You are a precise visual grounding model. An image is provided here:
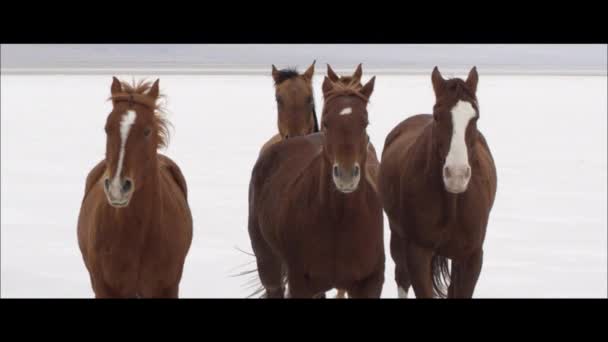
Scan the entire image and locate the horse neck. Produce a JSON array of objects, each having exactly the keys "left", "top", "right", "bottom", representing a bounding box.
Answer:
[{"left": 412, "top": 122, "right": 443, "bottom": 187}]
